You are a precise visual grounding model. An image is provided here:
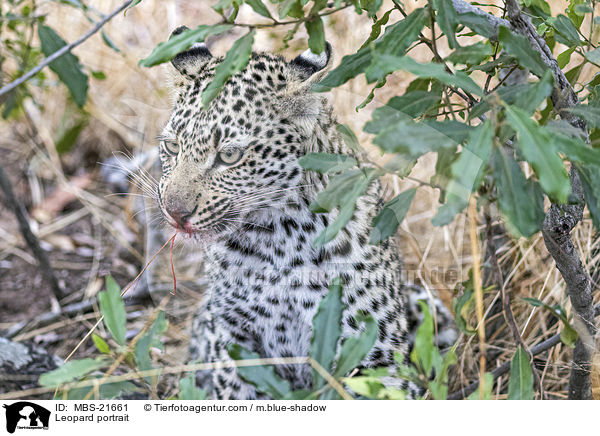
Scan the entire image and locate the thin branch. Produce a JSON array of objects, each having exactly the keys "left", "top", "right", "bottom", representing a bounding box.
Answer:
[
  {"left": 230, "top": 5, "right": 351, "bottom": 28},
  {"left": 0, "top": 163, "right": 65, "bottom": 300},
  {"left": 0, "top": 0, "right": 133, "bottom": 99}
]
